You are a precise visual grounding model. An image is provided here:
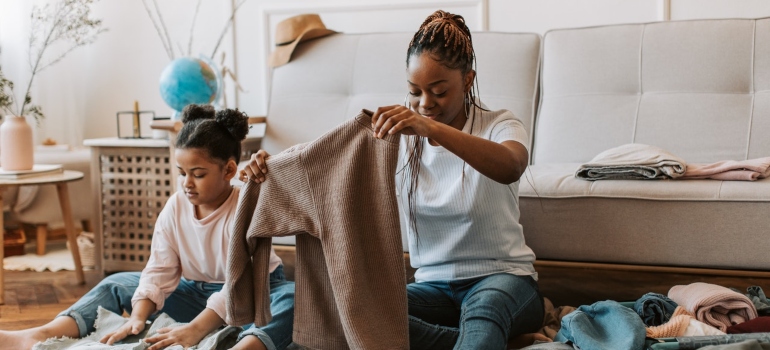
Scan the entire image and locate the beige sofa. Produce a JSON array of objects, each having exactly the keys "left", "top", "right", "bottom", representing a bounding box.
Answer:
[
  {"left": 259, "top": 17, "right": 770, "bottom": 274},
  {"left": 520, "top": 18, "right": 770, "bottom": 272}
]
